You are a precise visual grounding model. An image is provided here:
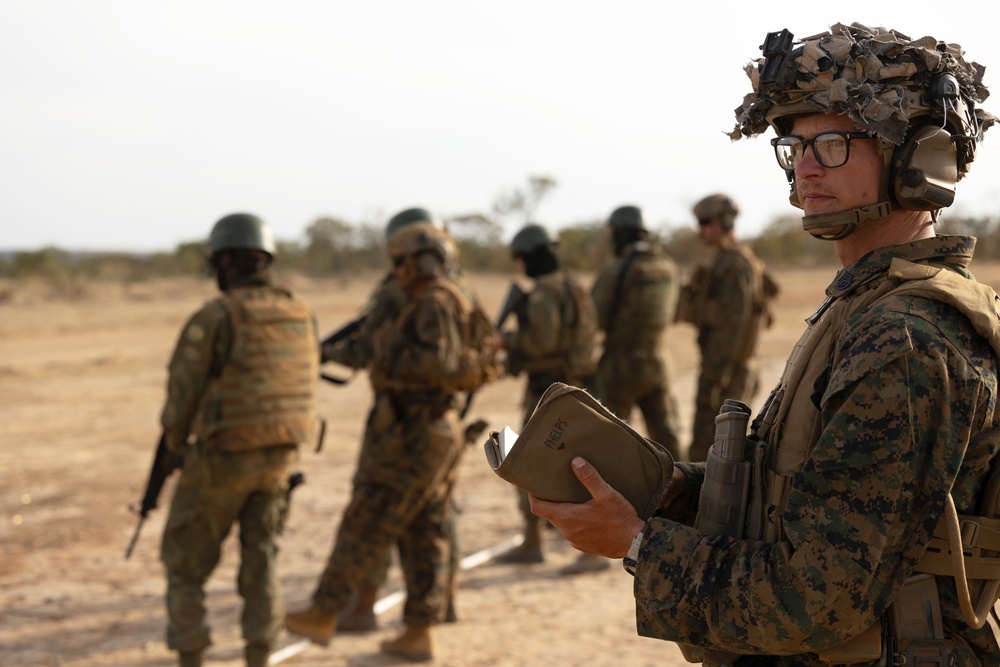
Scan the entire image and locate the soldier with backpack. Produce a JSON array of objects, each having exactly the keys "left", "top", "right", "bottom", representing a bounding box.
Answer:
[
  {"left": 495, "top": 222, "right": 598, "bottom": 566},
  {"left": 285, "top": 221, "right": 498, "bottom": 662}
]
